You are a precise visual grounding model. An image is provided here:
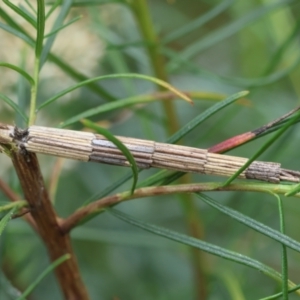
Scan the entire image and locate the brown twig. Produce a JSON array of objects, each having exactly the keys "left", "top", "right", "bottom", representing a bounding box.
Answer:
[
  {"left": 60, "top": 181, "right": 300, "bottom": 233},
  {"left": 0, "top": 178, "right": 37, "bottom": 229},
  {"left": 0, "top": 178, "right": 20, "bottom": 202},
  {"left": 208, "top": 105, "right": 300, "bottom": 153},
  {"left": 10, "top": 149, "right": 89, "bottom": 300},
  {"left": 48, "top": 157, "right": 65, "bottom": 202}
]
